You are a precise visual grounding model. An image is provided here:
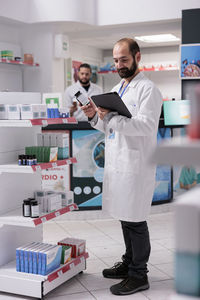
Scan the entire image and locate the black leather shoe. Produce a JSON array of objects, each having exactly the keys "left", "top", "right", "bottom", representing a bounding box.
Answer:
[
  {"left": 102, "top": 262, "right": 129, "bottom": 279},
  {"left": 110, "top": 275, "right": 149, "bottom": 295}
]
